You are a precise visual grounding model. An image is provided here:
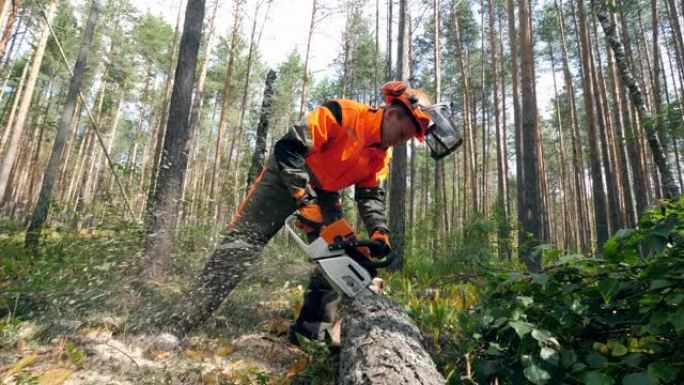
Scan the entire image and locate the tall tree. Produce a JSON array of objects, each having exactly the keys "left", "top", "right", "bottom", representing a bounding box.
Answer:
[
  {"left": 0, "top": 0, "right": 18, "bottom": 62},
  {"left": 0, "top": 1, "right": 58, "bottom": 203},
  {"left": 577, "top": 0, "right": 610, "bottom": 246},
  {"left": 593, "top": 0, "right": 680, "bottom": 199},
  {"left": 141, "top": 0, "right": 206, "bottom": 278},
  {"left": 208, "top": 0, "right": 241, "bottom": 220},
  {"left": 388, "top": 0, "right": 409, "bottom": 271},
  {"left": 489, "top": 0, "right": 509, "bottom": 259},
  {"left": 25, "top": 0, "right": 100, "bottom": 251},
  {"left": 517, "top": 0, "right": 543, "bottom": 270},
  {"left": 247, "top": 69, "right": 276, "bottom": 186}
]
